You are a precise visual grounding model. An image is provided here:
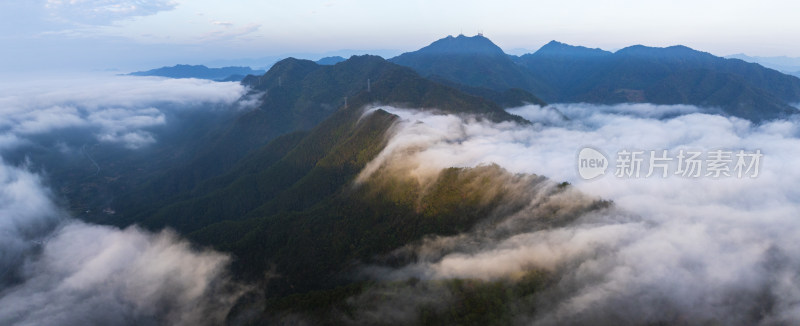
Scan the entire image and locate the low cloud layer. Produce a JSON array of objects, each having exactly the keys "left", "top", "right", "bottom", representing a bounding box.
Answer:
[
  {"left": 0, "top": 75, "right": 245, "bottom": 149},
  {"left": 0, "top": 161, "right": 64, "bottom": 288},
  {"left": 0, "top": 221, "right": 243, "bottom": 326},
  {"left": 0, "top": 76, "right": 250, "bottom": 325},
  {"left": 0, "top": 158, "right": 246, "bottom": 326},
  {"left": 357, "top": 104, "right": 800, "bottom": 324}
]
